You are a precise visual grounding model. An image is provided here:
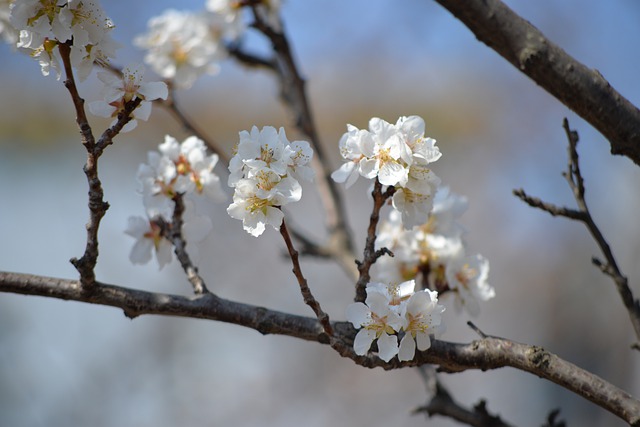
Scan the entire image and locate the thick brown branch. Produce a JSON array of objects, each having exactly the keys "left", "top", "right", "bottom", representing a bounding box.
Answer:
[
  {"left": 433, "top": 0, "right": 640, "bottom": 165},
  {"left": 1, "top": 271, "right": 639, "bottom": 424}
]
